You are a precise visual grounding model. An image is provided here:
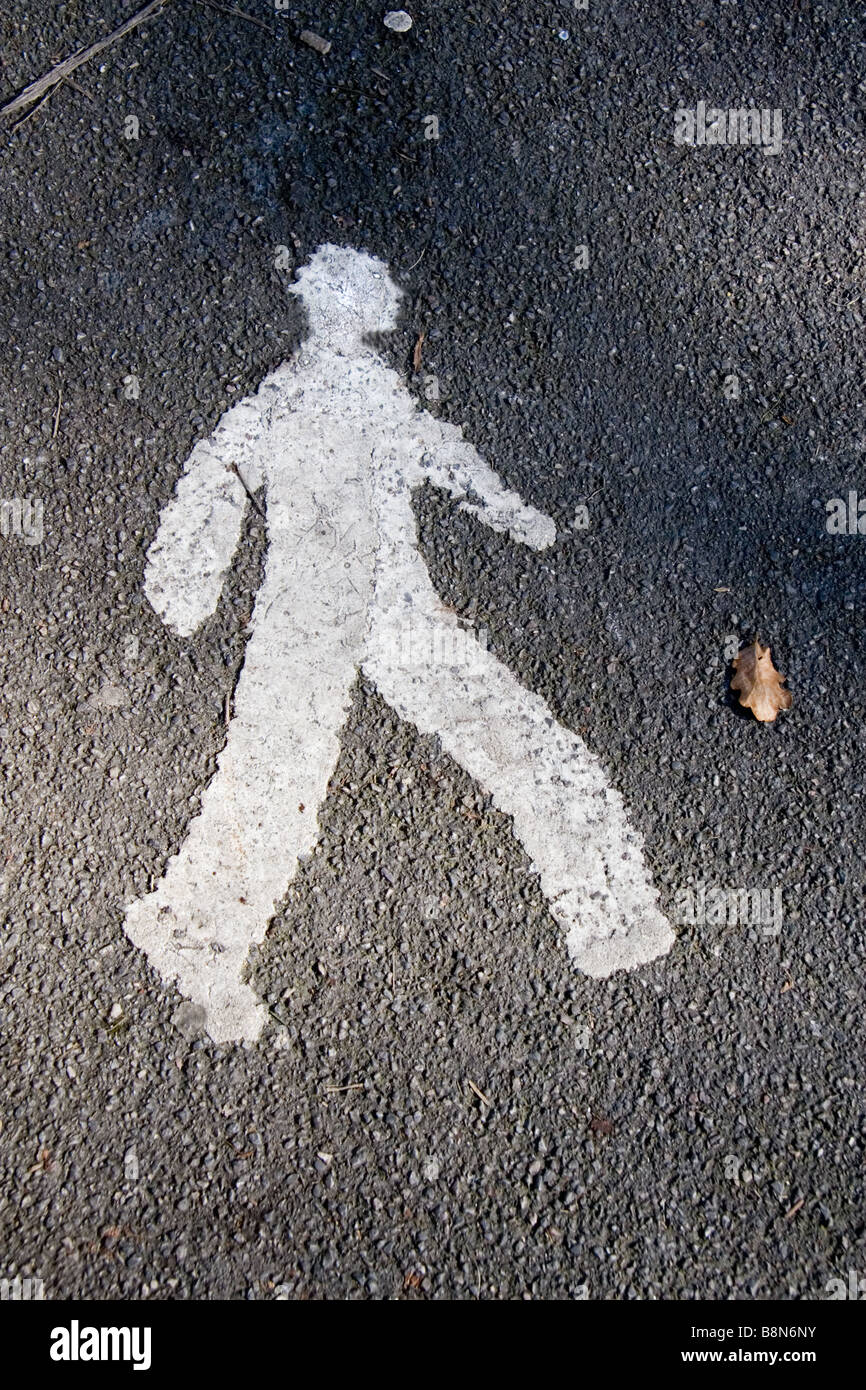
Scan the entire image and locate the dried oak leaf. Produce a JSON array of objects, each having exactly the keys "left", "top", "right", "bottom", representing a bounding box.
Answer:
[{"left": 730, "top": 641, "right": 792, "bottom": 723}]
